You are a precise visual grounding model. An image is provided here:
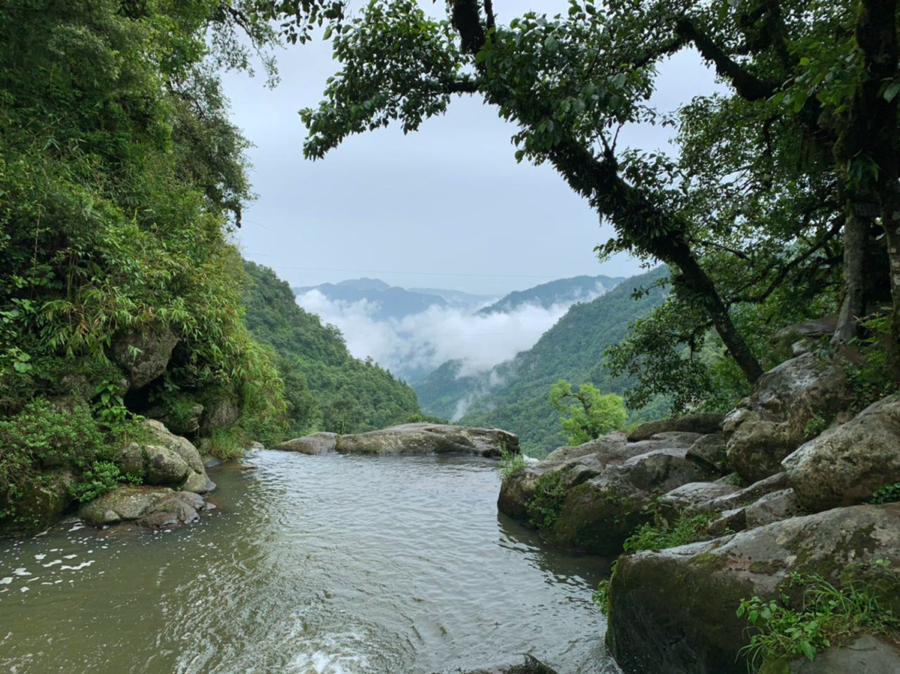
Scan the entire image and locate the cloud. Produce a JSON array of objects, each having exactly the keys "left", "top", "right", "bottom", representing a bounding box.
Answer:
[{"left": 295, "top": 290, "right": 595, "bottom": 382}]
